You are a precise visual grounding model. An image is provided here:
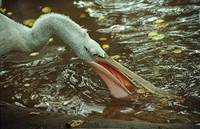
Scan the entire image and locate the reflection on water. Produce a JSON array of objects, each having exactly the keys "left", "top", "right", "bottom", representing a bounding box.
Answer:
[
  {"left": 75, "top": 0, "right": 200, "bottom": 96},
  {"left": 1, "top": 0, "right": 200, "bottom": 123}
]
